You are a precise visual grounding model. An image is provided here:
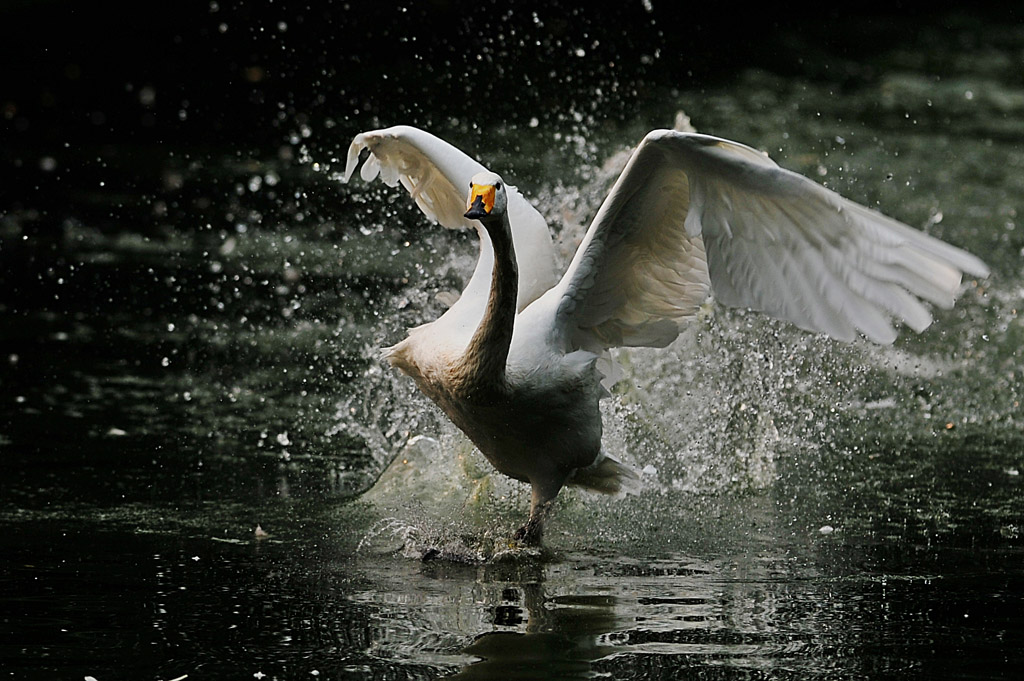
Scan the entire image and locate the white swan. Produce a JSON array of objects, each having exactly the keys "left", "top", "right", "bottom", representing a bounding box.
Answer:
[{"left": 343, "top": 124, "right": 989, "bottom": 543}]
